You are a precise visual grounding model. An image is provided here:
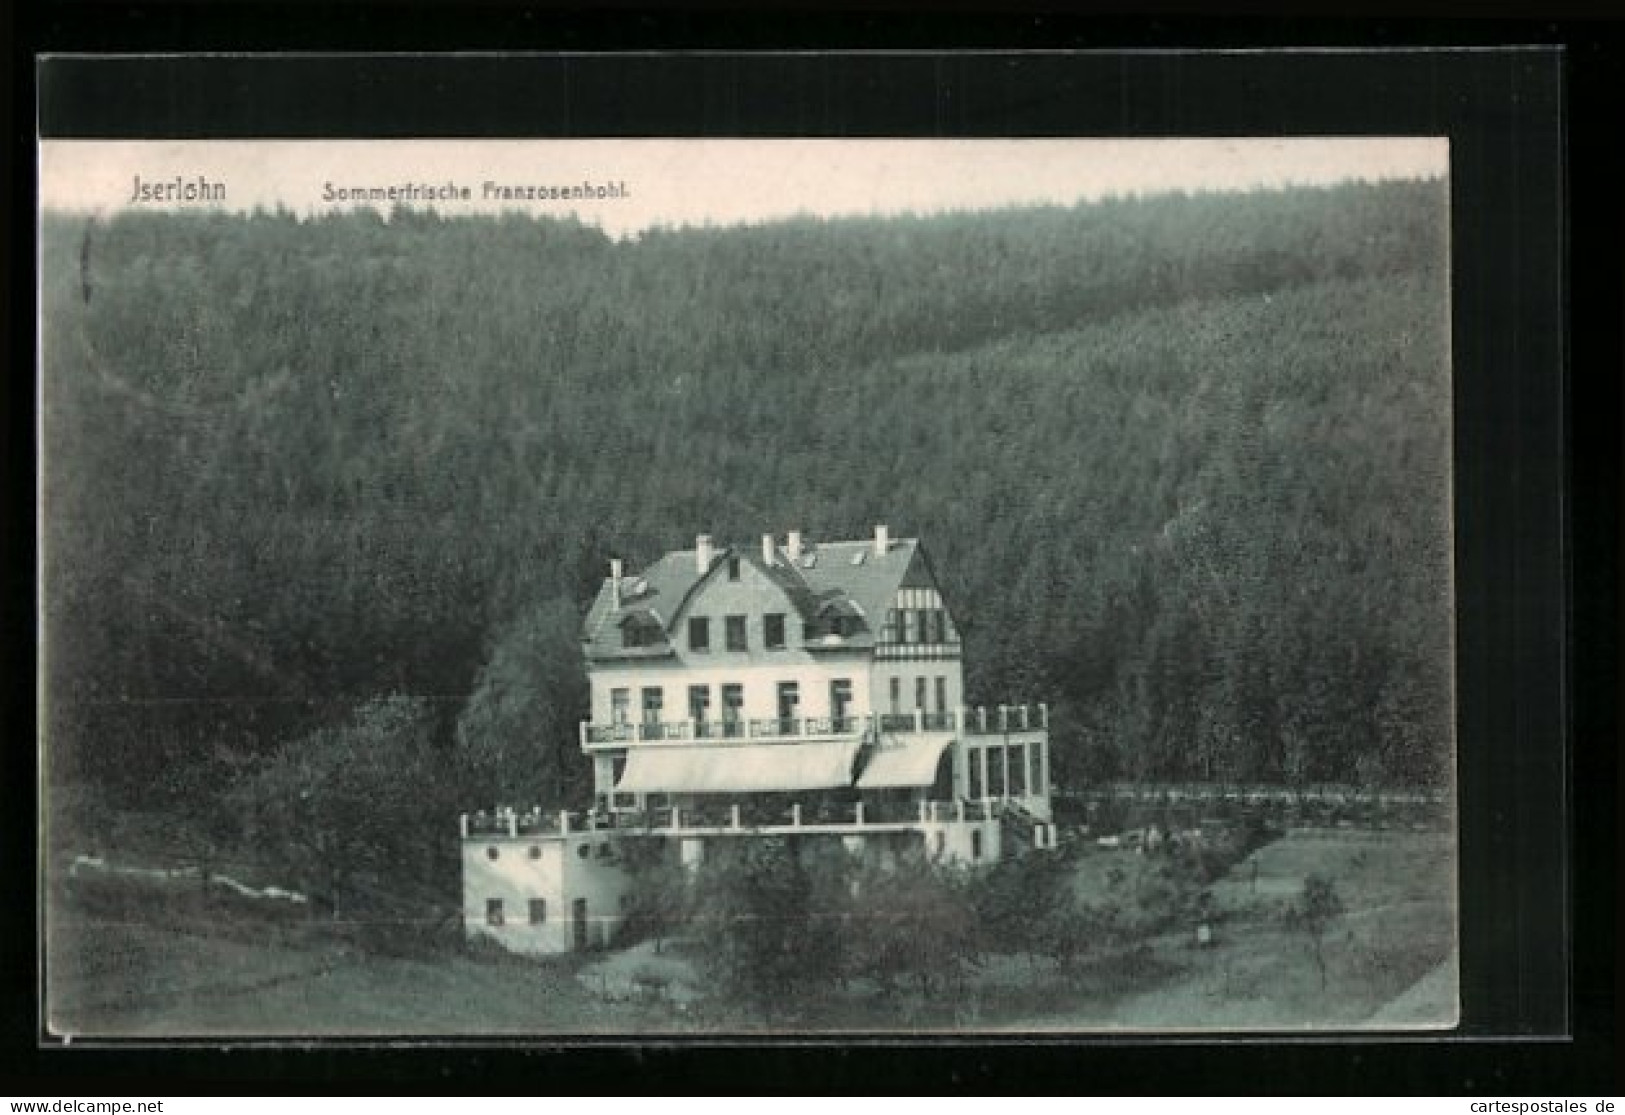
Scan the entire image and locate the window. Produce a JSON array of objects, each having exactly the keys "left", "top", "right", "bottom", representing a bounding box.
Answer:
[
  {"left": 485, "top": 846, "right": 500, "bottom": 861},
  {"left": 610, "top": 688, "right": 630, "bottom": 725},
  {"left": 764, "top": 613, "right": 786, "bottom": 650},
  {"left": 486, "top": 898, "right": 505, "bottom": 926},
  {"left": 528, "top": 845, "right": 542, "bottom": 860},
  {"left": 889, "top": 677, "right": 901, "bottom": 714},
  {"left": 641, "top": 687, "right": 664, "bottom": 720},
  {"left": 688, "top": 617, "right": 710, "bottom": 652},
  {"left": 901, "top": 609, "right": 917, "bottom": 644},
  {"left": 1010, "top": 744, "right": 1027, "bottom": 796},
  {"left": 776, "top": 682, "right": 800, "bottom": 732},
  {"left": 927, "top": 609, "right": 947, "bottom": 644},
  {"left": 917, "top": 609, "right": 934, "bottom": 644},
  {"left": 971, "top": 830, "right": 983, "bottom": 861},
  {"left": 721, "top": 684, "right": 745, "bottom": 736},
  {"left": 915, "top": 677, "right": 928, "bottom": 711},
  {"left": 883, "top": 608, "right": 900, "bottom": 643},
  {"left": 529, "top": 898, "right": 547, "bottom": 925},
  {"left": 969, "top": 750, "right": 984, "bottom": 799},
  {"left": 830, "top": 679, "right": 853, "bottom": 725},
  {"left": 935, "top": 676, "right": 948, "bottom": 714},
  {"left": 688, "top": 685, "right": 711, "bottom": 727},
  {"left": 621, "top": 616, "right": 661, "bottom": 648},
  {"left": 727, "top": 555, "right": 741, "bottom": 581},
  {"left": 725, "top": 615, "right": 747, "bottom": 651},
  {"left": 641, "top": 688, "right": 664, "bottom": 738}
]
